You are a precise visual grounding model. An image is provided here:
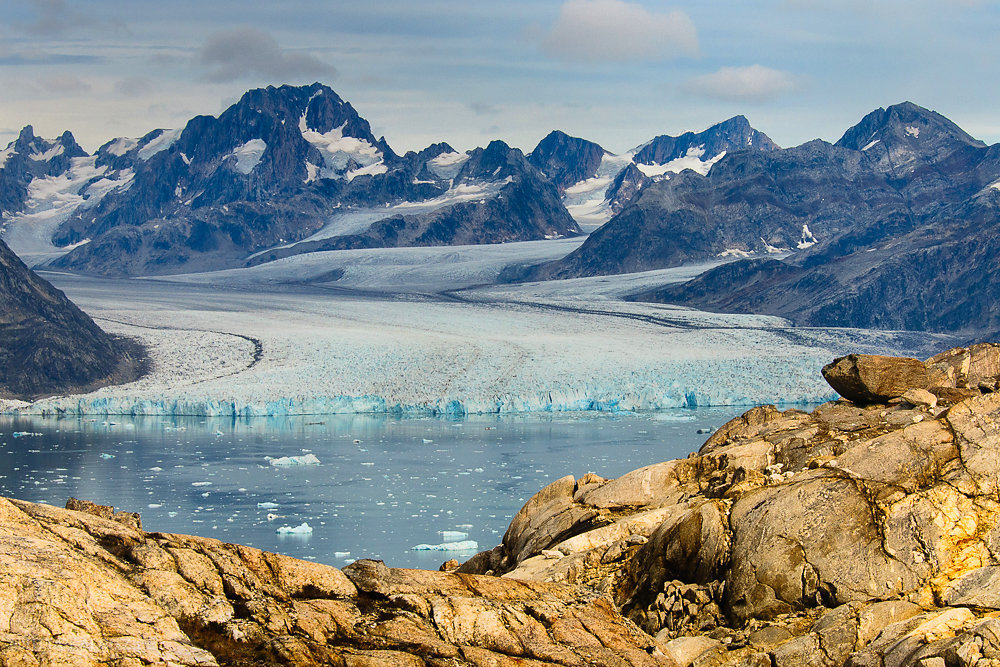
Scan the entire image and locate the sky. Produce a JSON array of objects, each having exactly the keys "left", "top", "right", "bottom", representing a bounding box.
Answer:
[{"left": 1, "top": 0, "right": 998, "bottom": 155}]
